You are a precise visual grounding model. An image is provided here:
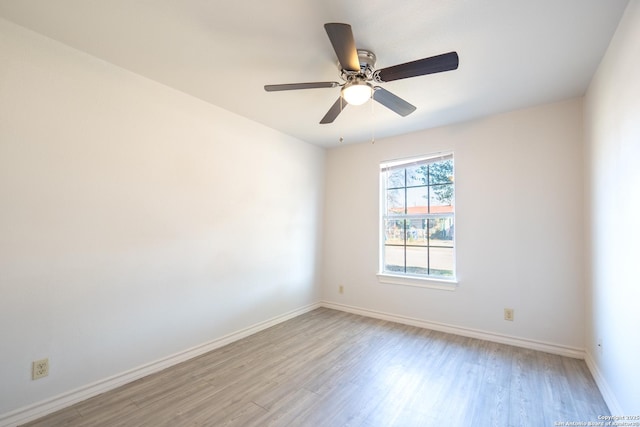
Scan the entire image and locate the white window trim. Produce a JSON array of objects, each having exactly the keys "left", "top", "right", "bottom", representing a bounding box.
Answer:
[
  {"left": 379, "top": 152, "right": 456, "bottom": 283},
  {"left": 376, "top": 273, "right": 458, "bottom": 291}
]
